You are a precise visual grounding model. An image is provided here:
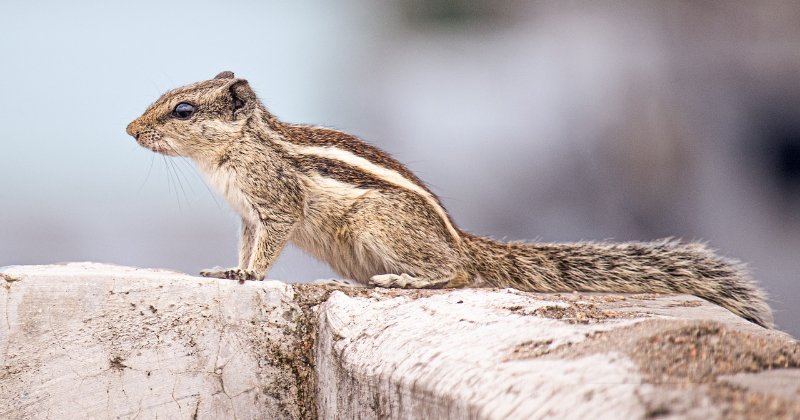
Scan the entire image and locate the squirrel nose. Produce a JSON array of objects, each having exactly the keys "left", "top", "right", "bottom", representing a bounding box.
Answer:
[{"left": 126, "top": 121, "right": 140, "bottom": 138}]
